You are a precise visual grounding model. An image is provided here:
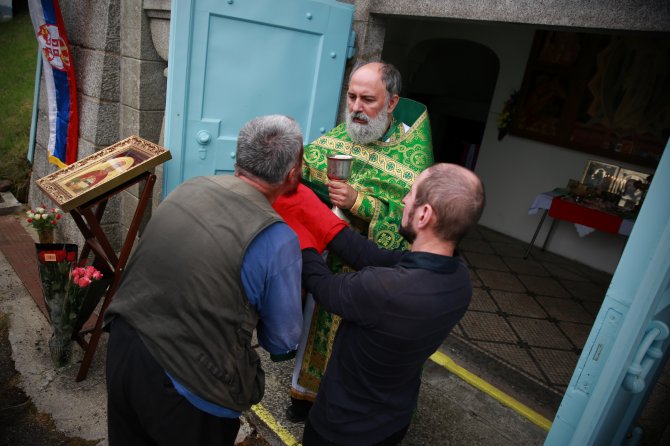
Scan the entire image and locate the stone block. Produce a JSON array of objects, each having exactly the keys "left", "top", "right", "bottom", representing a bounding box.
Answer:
[
  {"left": 76, "top": 138, "right": 103, "bottom": 160},
  {"left": 61, "top": 0, "right": 120, "bottom": 52},
  {"left": 119, "top": 106, "right": 164, "bottom": 144},
  {"left": 121, "top": 0, "right": 161, "bottom": 60},
  {"left": 60, "top": 216, "right": 85, "bottom": 249},
  {"left": 0, "top": 191, "right": 22, "bottom": 215},
  {"left": 152, "top": 163, "right": 166, "bottom": 209},
  {"left": 79, "top": 96, "right": 120, "bottom": 146},
  {"left": 365, "top": 0, "right": 670, "bottom": 32},
  {"left": 120, "top": 187, "right": 152, "bottom": 237},
  {"left": 100, "top": 194, "right": 121, "bottom": 226},
  {"left": 74, "top": 47, "right": 121, "bottom": 102},
  {"left": 120, "top": 57, "right": 167, "bottom": 110}
]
